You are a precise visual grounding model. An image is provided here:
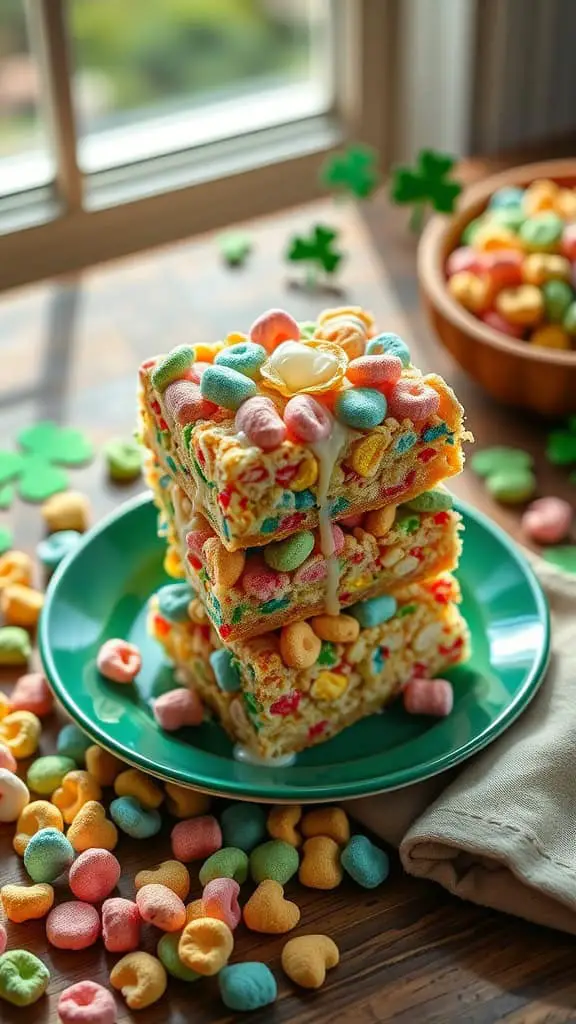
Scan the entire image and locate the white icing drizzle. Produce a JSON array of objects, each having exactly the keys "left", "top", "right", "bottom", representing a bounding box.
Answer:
[
  {"left": 311, "top": 418, "right": 348, "bottom": 616},
  {"left": 233, "top": 743, "right": 297, "bottom": 767}
]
